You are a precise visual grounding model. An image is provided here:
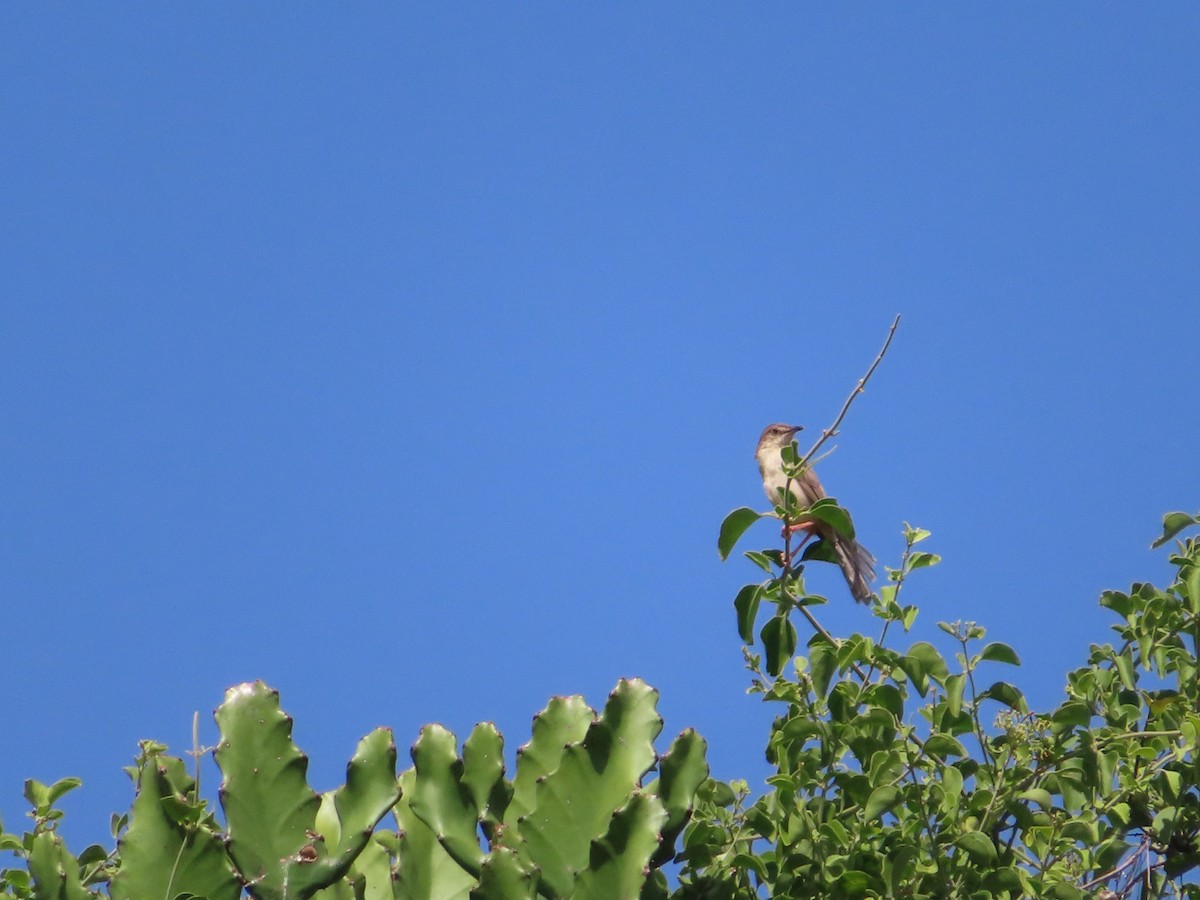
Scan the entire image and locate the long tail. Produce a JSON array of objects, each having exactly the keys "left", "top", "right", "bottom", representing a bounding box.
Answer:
[{"left": 831, "top": 535, "right": 876, "bottom": 604}]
